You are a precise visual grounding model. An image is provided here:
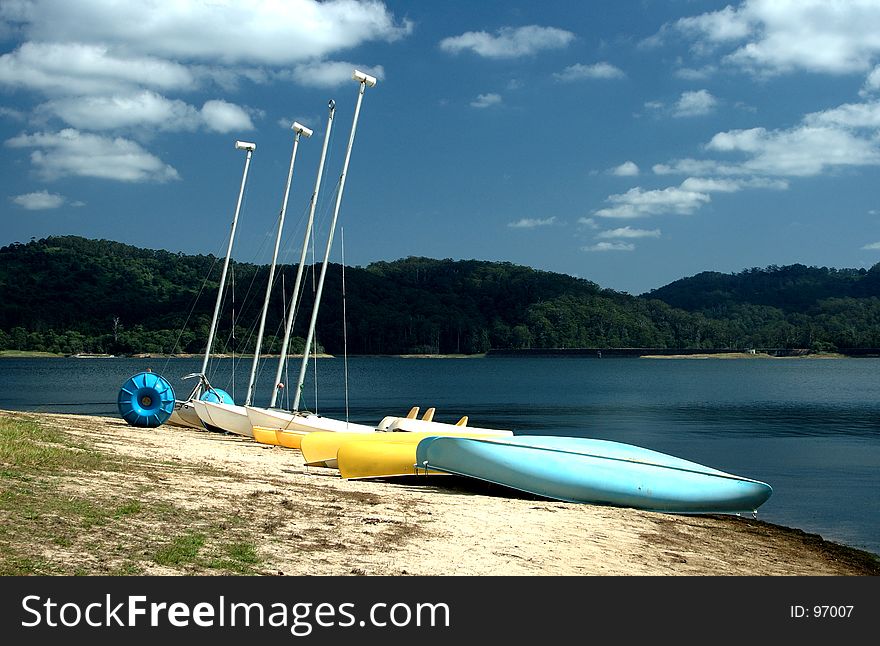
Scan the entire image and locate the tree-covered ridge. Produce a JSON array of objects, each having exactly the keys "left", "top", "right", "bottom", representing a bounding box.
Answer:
[
  {"left": 644, "top": 263, "right": 880, "bottom": 313},
  {"left": 1, "top": 236, "right": 879, "bottom": 355}
]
